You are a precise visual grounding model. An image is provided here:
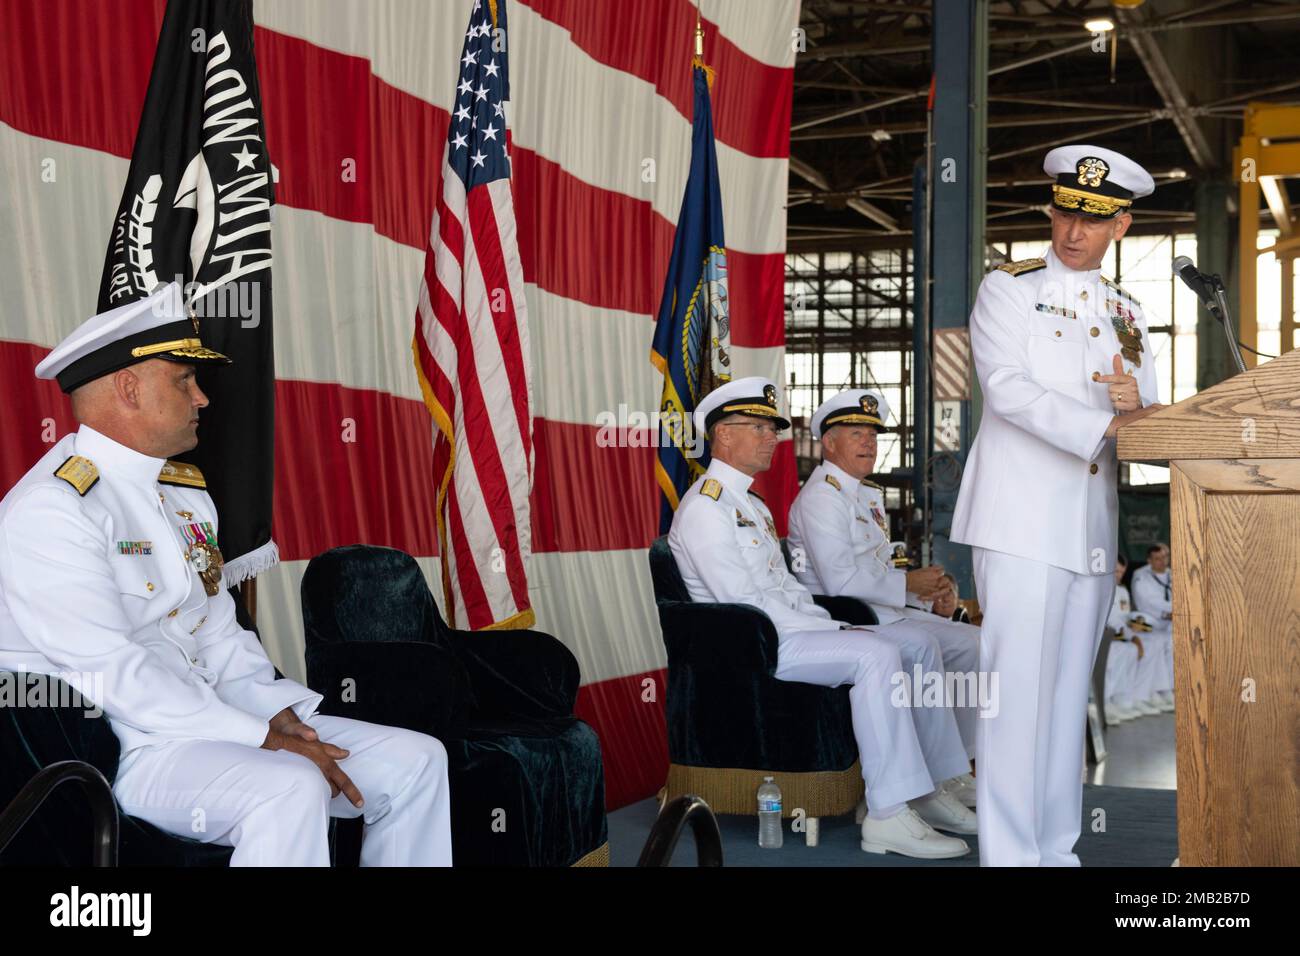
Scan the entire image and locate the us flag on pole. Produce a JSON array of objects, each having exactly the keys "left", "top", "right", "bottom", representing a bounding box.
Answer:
[{"left": 413, "top": 0, "right": 534, "bottom": 630}]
